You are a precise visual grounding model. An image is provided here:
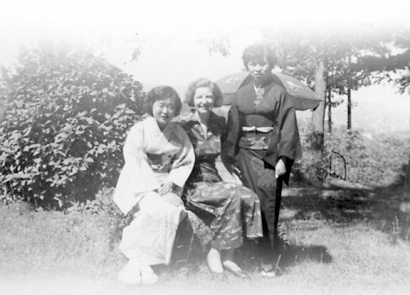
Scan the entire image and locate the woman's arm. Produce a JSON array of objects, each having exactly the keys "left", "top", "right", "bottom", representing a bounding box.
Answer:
[
  {"left": 221, "top": 105, "right": 241, "bottom": 174},
  {"left": 113, "top": 122, "right": 160, "bottom": 214}
]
